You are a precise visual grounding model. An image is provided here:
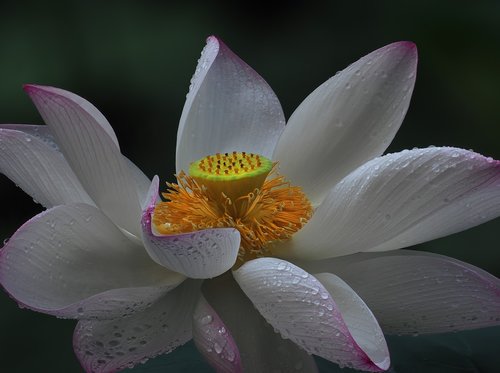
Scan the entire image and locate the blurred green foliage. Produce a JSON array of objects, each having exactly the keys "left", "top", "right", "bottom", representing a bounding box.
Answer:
[{"left": 0, "top": 0, "right": 499, "bottom": 371}]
